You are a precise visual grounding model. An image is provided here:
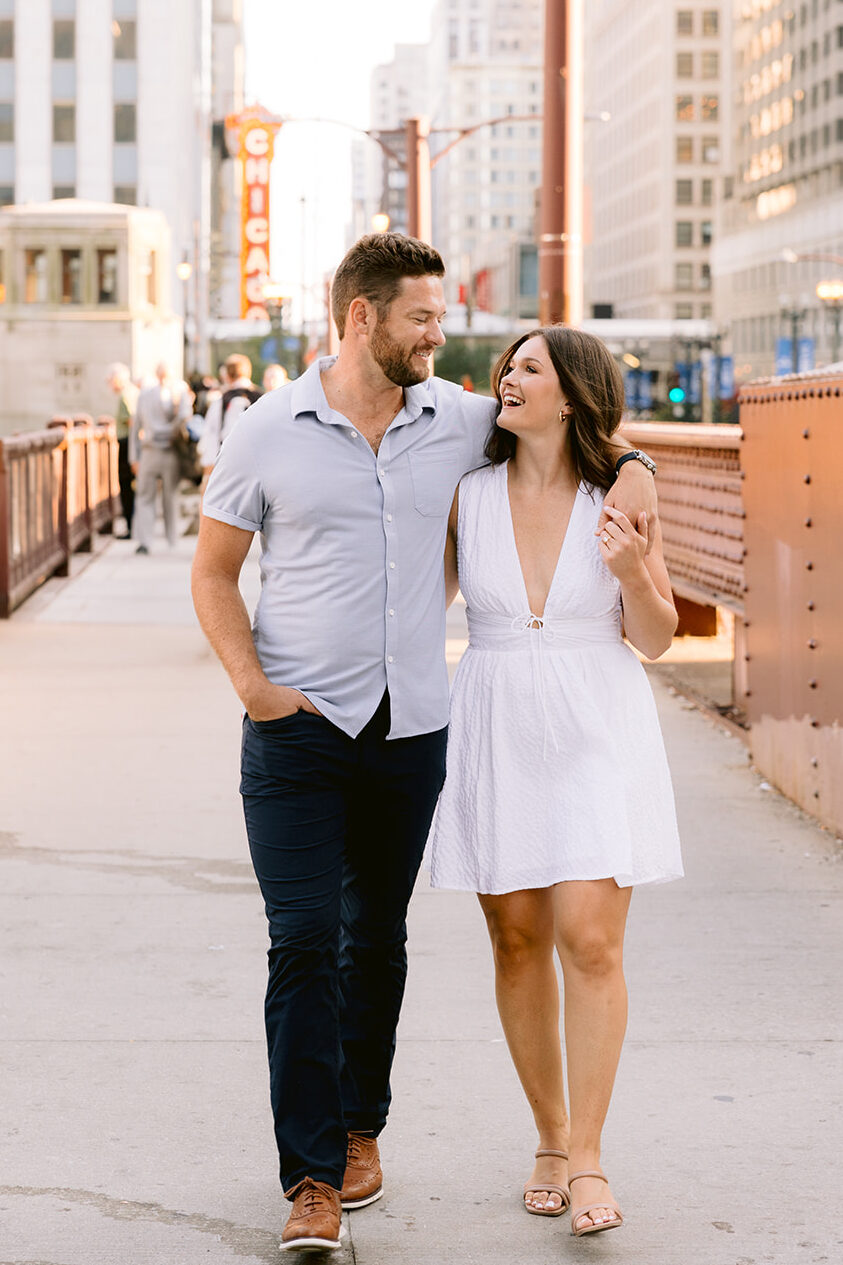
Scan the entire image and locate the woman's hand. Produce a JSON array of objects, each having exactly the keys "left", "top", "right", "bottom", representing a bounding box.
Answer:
[
  {"left": 596, "top": 505, "right": 648, "bottom": 583},
  {"left": 600, "top": 459, "right": 658, "bottom": 554}
]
